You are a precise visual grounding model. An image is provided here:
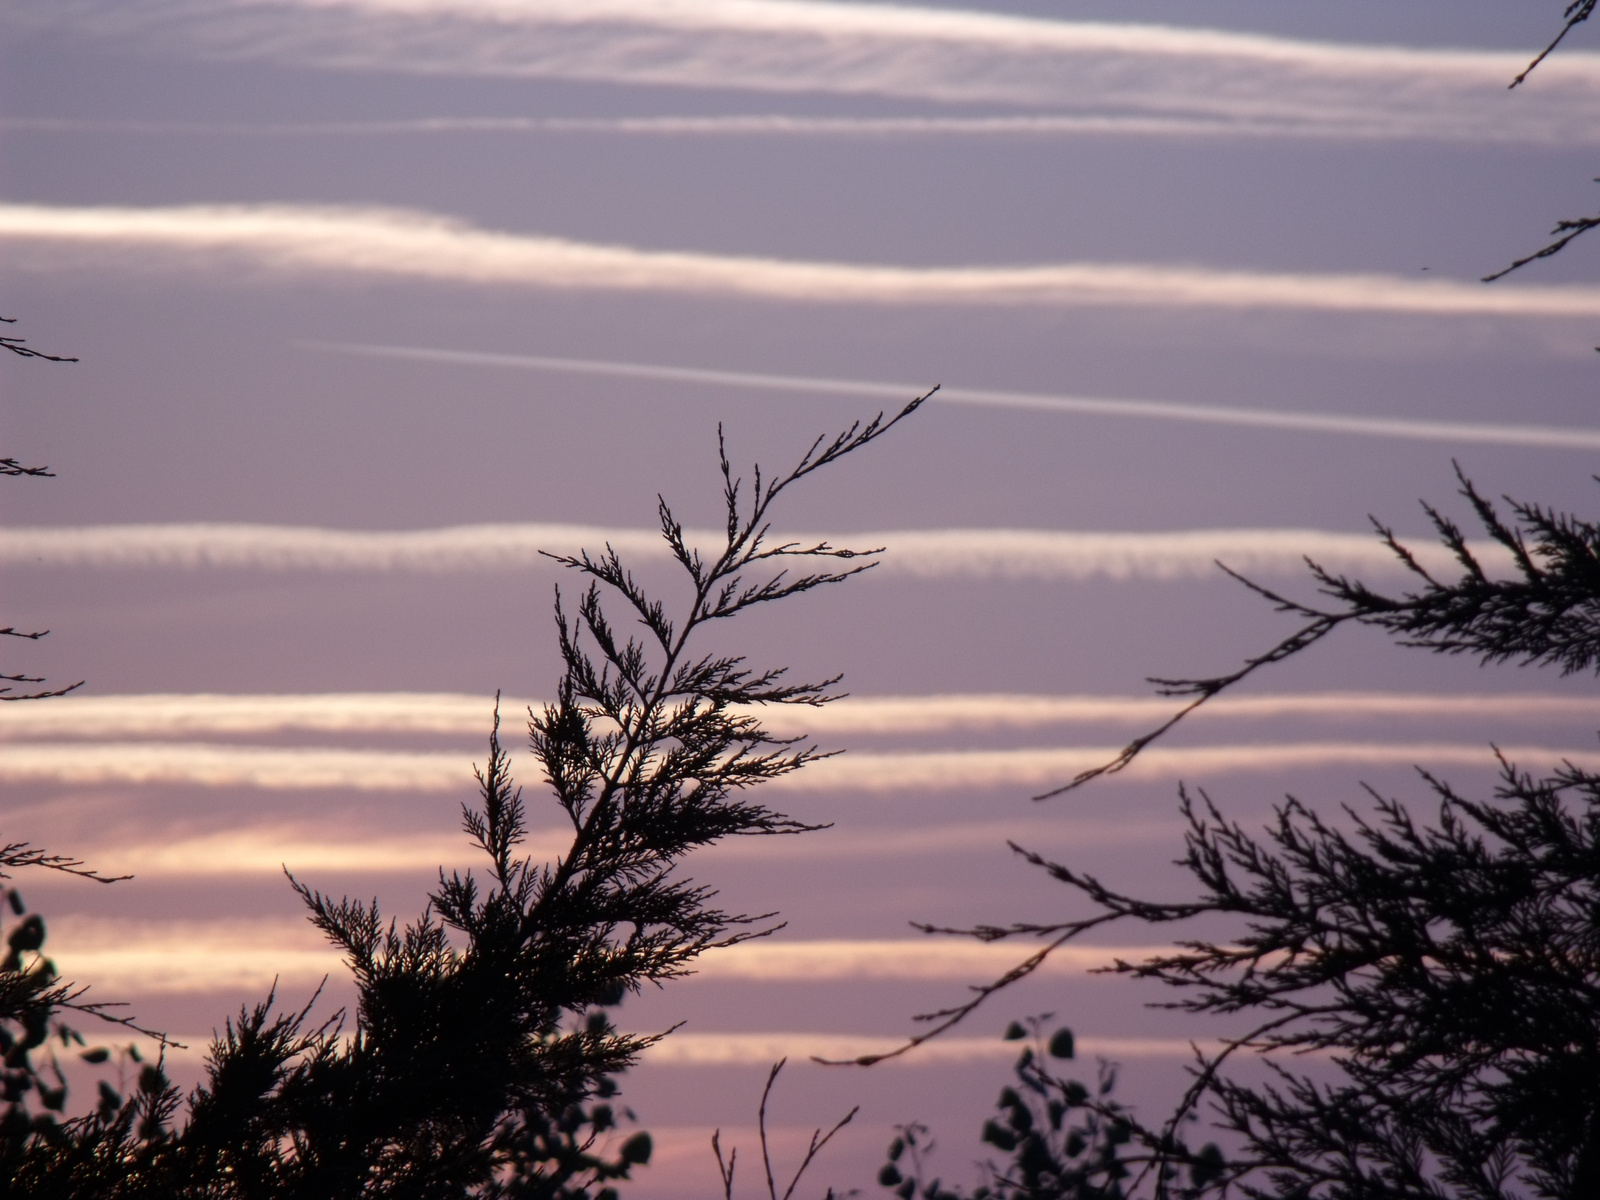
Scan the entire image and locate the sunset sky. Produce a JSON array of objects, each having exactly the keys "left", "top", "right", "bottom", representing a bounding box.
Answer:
[{"left": 3, "top": 1, "right": 1599, "bottom": 1193}]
